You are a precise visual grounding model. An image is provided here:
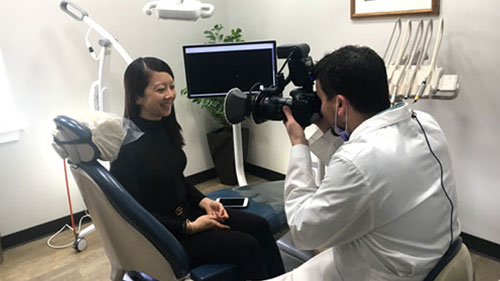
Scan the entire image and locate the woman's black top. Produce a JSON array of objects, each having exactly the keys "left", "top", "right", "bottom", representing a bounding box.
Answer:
[{"left": 110, "top": 116, "right": 205, "bottom": 238}]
